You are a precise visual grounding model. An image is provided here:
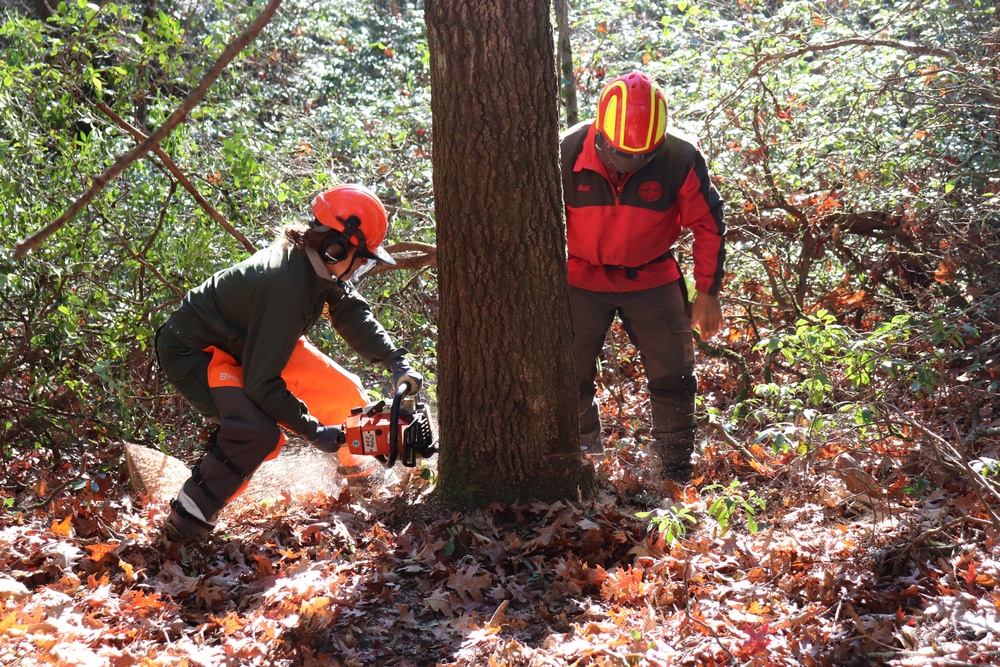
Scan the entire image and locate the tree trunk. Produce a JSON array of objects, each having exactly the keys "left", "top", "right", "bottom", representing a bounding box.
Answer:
[
  {"left": 425, "top": 0, "right": 595, "bottom": 506},
  {"left": 555, "top": 0, "right": 579, "bottom": 127}
]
